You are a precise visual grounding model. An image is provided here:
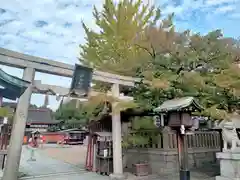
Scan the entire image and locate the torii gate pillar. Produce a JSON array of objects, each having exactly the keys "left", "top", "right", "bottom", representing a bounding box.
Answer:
[
  {"left": 110, "top": 83, "right": 125, "bottom": 180},
  {"left": 3, "top": 68, "right": 35, "bottom": 180}
]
